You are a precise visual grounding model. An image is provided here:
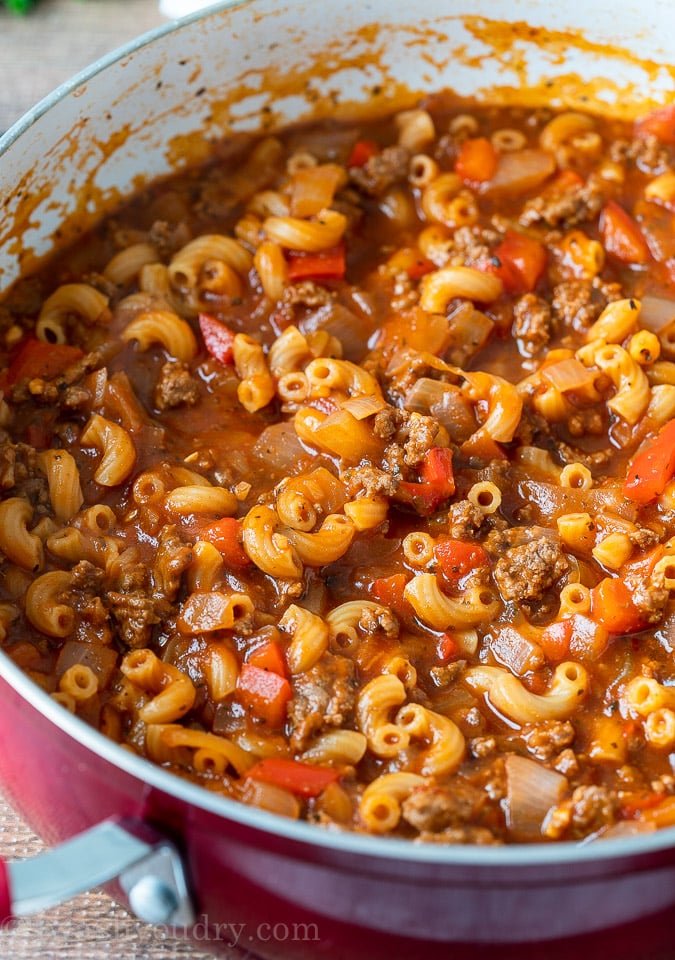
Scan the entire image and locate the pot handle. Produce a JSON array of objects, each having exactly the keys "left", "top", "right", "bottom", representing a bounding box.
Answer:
[{"left": 0, "top": 817, "right": 196, "bottom": 928}]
